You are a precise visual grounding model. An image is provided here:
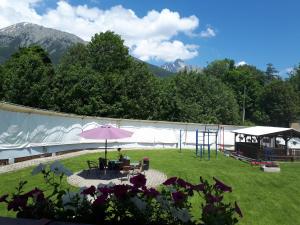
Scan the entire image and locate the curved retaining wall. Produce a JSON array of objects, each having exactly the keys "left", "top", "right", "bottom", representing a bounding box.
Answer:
[{"left": 0, "top": 102, "right": 244, "bottom": 162}]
